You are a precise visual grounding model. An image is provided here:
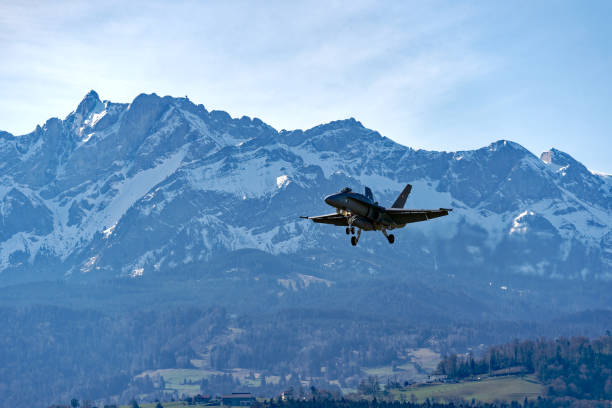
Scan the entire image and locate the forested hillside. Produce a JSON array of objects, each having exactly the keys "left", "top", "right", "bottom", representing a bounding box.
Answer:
[
  {"left": 437, "top": 336, "right": 612, "bottom": 400},
  {"left": 2, "top": 303, "right": 611, "bottom": 408}
]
